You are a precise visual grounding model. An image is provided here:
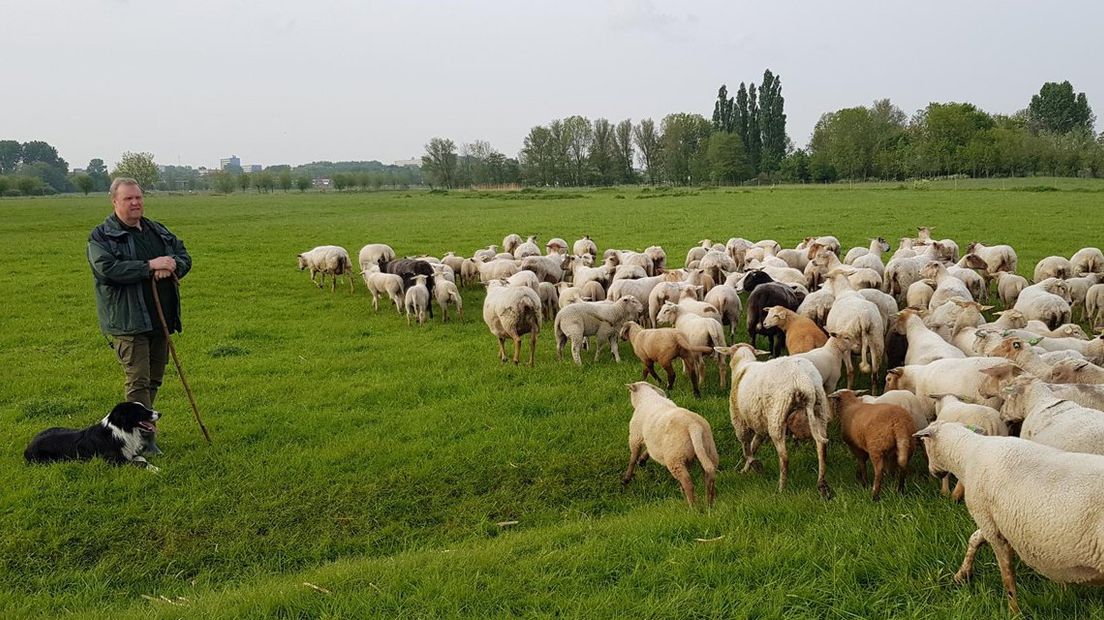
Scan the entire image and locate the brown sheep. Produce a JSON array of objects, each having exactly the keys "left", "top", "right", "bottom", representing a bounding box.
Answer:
[
  {"left": 828, "top": 389, "right": 916, "bottom": 500},
  {"left": 761, "top": 306, "right": 828, "bottom": 354},
  {"left": 621, "top": 321, "right": 715, "bottom": 397}
]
